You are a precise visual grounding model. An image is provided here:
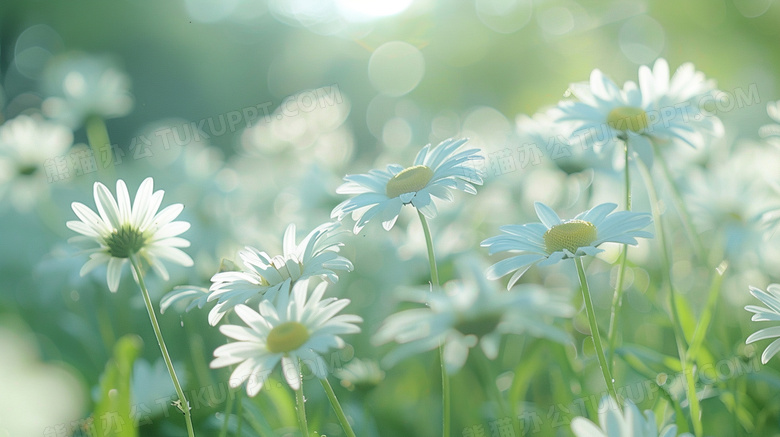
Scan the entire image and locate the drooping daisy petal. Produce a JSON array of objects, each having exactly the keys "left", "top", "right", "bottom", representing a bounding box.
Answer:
[{"left": 206, "top": 222, "right": 352, "bottom": 325}]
